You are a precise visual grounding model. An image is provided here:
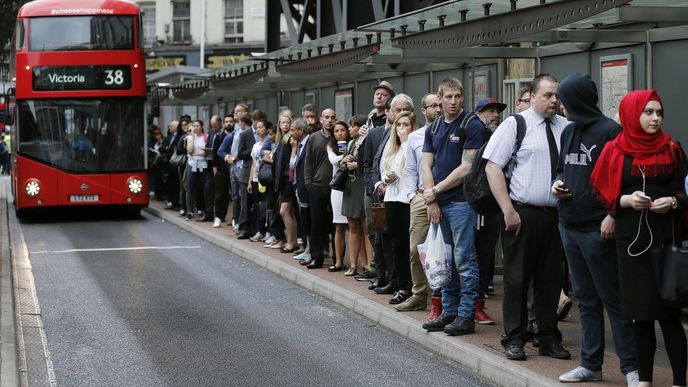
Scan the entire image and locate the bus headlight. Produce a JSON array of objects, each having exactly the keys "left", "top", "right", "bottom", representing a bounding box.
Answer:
[
  {"left": 25, "top": 180, "right": 40, "bottom": 197},
  {"left": 127, "top": 178, "right": 143, "bottom": 195}
]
